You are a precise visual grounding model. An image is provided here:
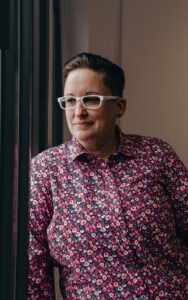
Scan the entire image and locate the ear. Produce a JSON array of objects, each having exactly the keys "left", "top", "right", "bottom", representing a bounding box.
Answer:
[{"left": 116, "top": 97, "right": 127, "bottom": 118}]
